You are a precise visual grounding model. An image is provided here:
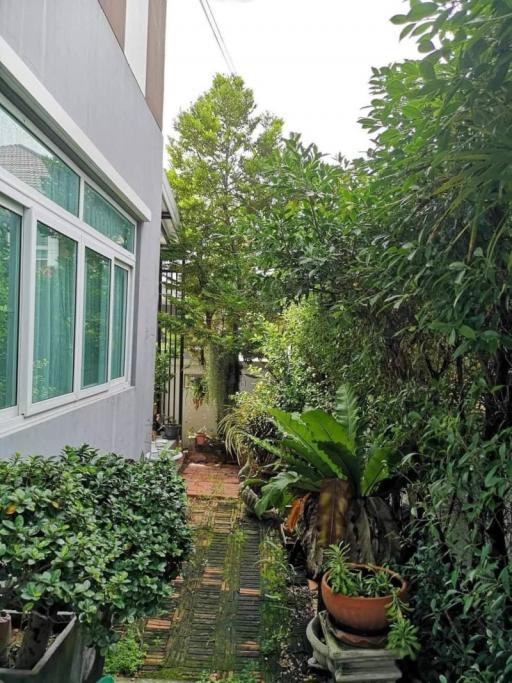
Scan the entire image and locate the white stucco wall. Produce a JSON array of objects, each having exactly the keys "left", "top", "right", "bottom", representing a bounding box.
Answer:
[{"left": 0, "top": 0, "right": 163, "bottom": 458}]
